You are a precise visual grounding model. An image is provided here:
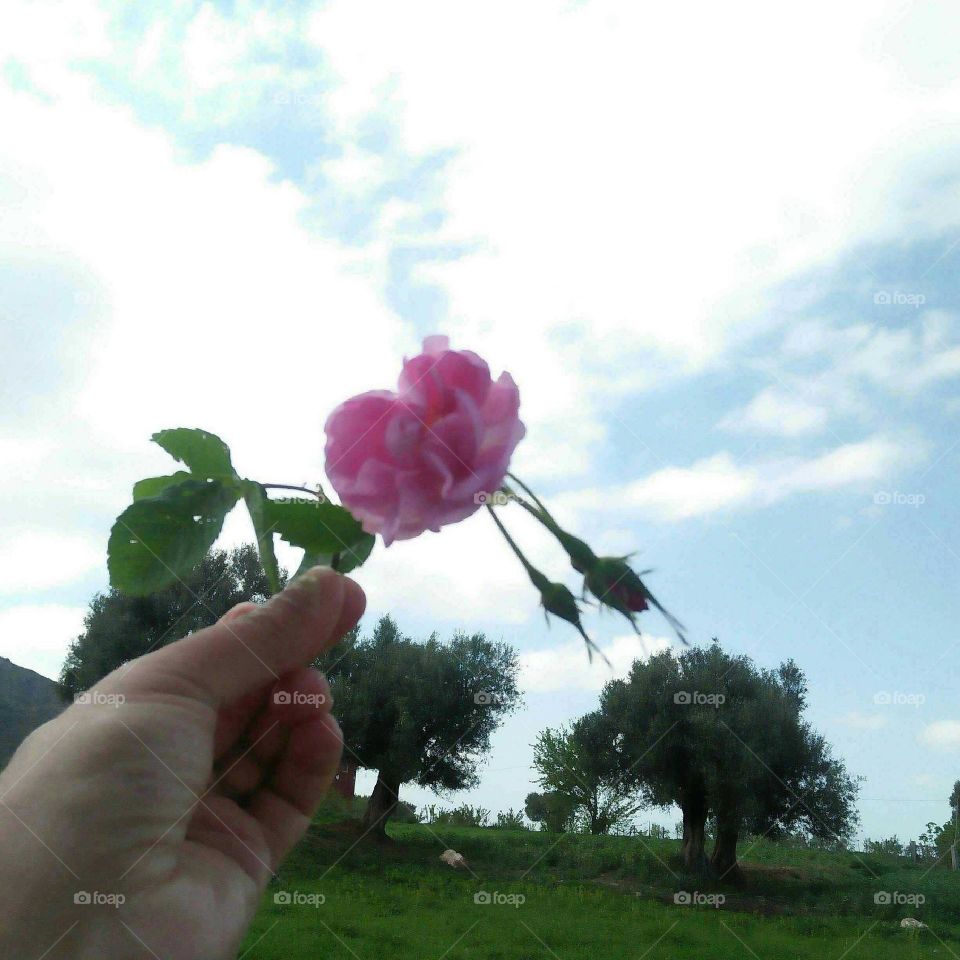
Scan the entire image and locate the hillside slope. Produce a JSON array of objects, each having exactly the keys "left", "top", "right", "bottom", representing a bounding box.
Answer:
[{"left": 0, "top": 656, "right": 64, "bottom": 769}]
